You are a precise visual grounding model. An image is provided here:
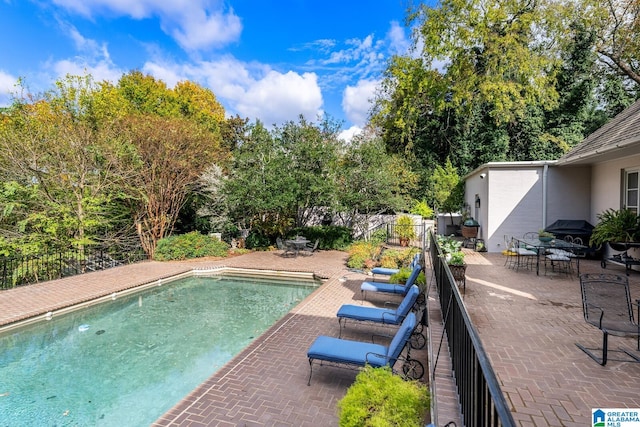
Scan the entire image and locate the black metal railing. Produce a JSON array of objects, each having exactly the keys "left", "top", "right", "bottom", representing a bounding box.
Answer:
[
  {"left": 0, "top": 246, "right": 148, "bottom": 289},
  {"left": 429, "top": 229, "right": 515, "bottom": 427},
  {"left": 386, "top": 222, "right": 426, "bottom": 247}
]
